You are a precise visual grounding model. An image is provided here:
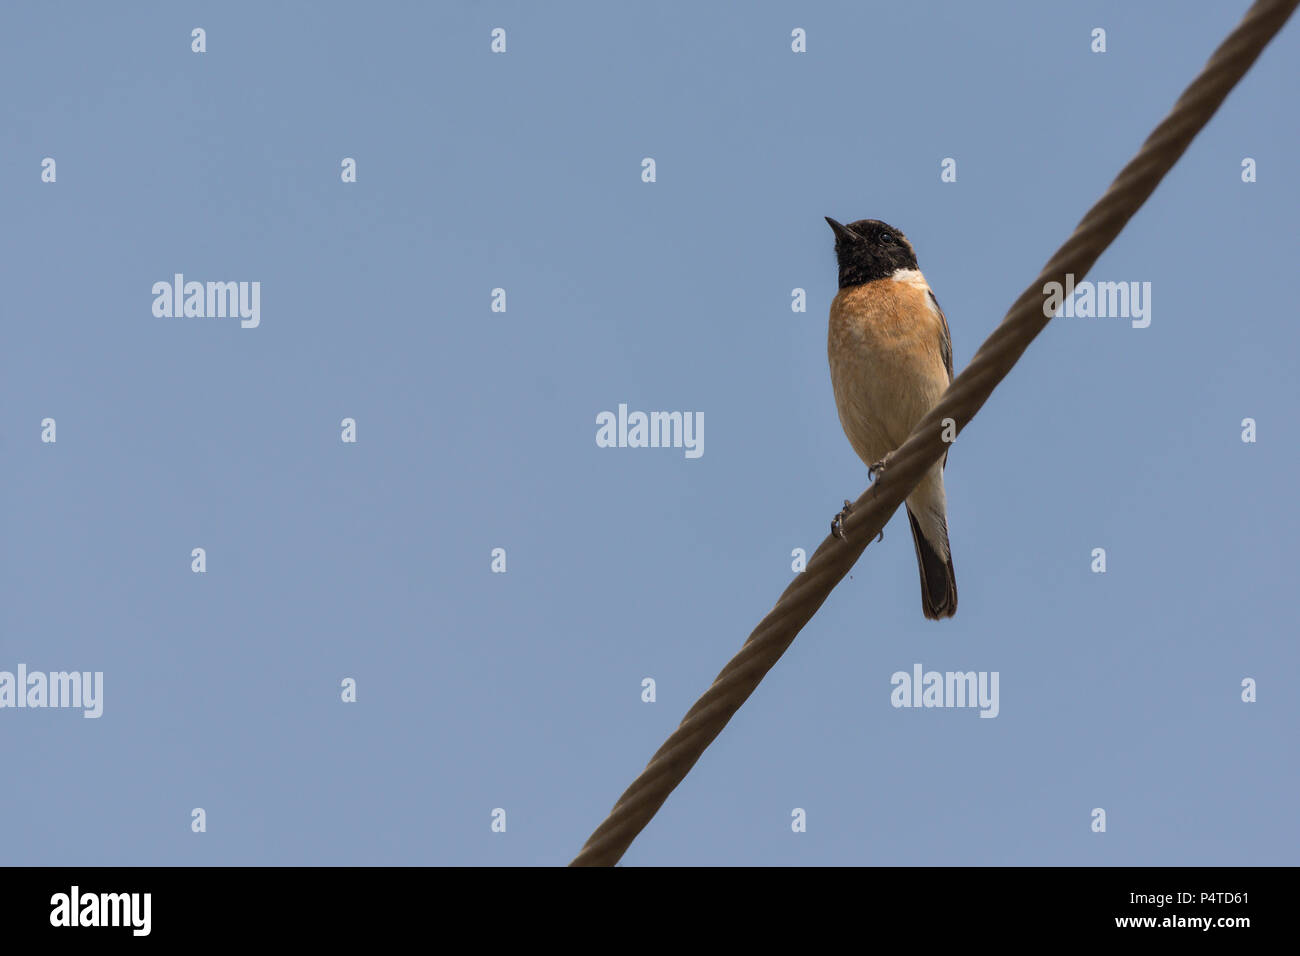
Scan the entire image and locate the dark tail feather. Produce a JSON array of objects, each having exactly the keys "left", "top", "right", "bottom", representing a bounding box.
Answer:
[{"left": 906, "top": 507, "right": 957, "bottom": 620}]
